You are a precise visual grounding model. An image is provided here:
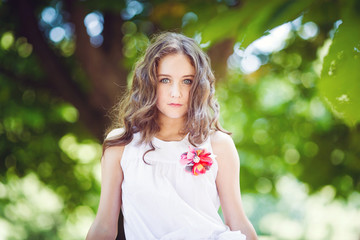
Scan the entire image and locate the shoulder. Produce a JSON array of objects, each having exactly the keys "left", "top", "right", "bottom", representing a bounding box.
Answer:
[
  {"left": 210, "top": 131, "right": 234, "bottom": 150},
  {"left": 102, "top": 145, "right": 125, "bottom": 167},
  {"left": 210, "top": 131, "right": 239, "bottom": 166},
  {"left": 103, "top": 128, "right": 127, "bottom": 165}
]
